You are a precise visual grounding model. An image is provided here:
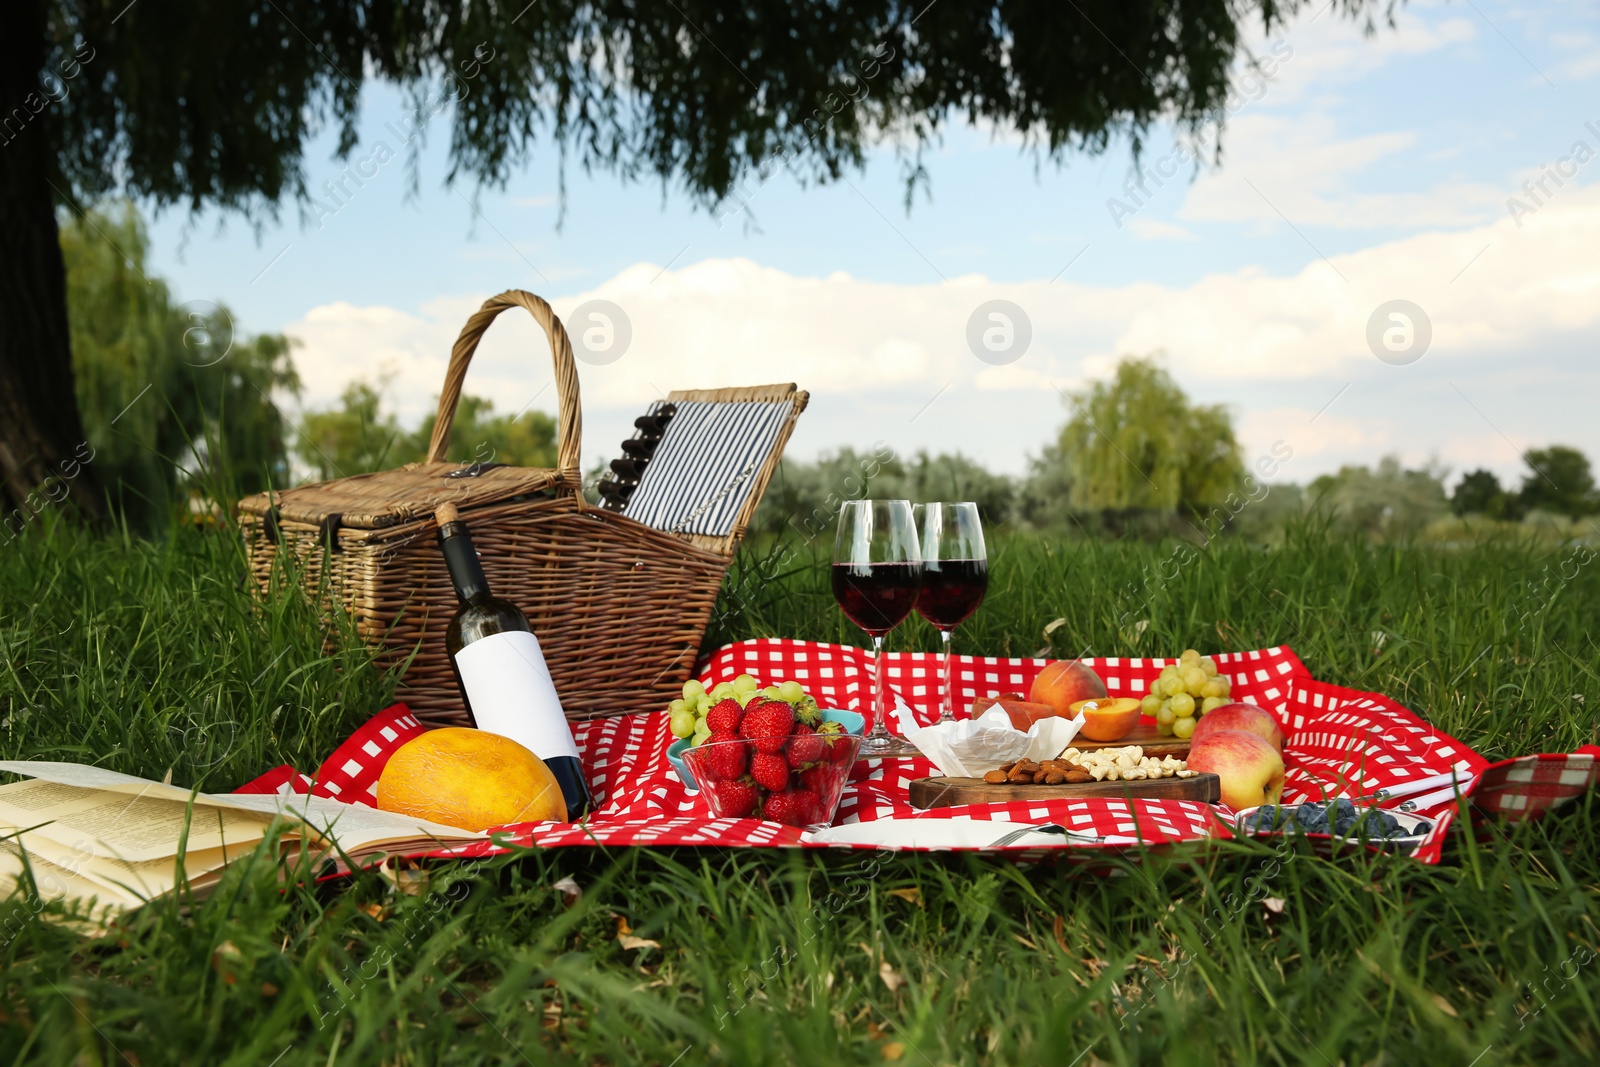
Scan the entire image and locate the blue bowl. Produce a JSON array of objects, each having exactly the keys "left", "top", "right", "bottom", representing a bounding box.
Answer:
[{"left": 669, "top": 708, "right": 865, "bottom": 792}]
